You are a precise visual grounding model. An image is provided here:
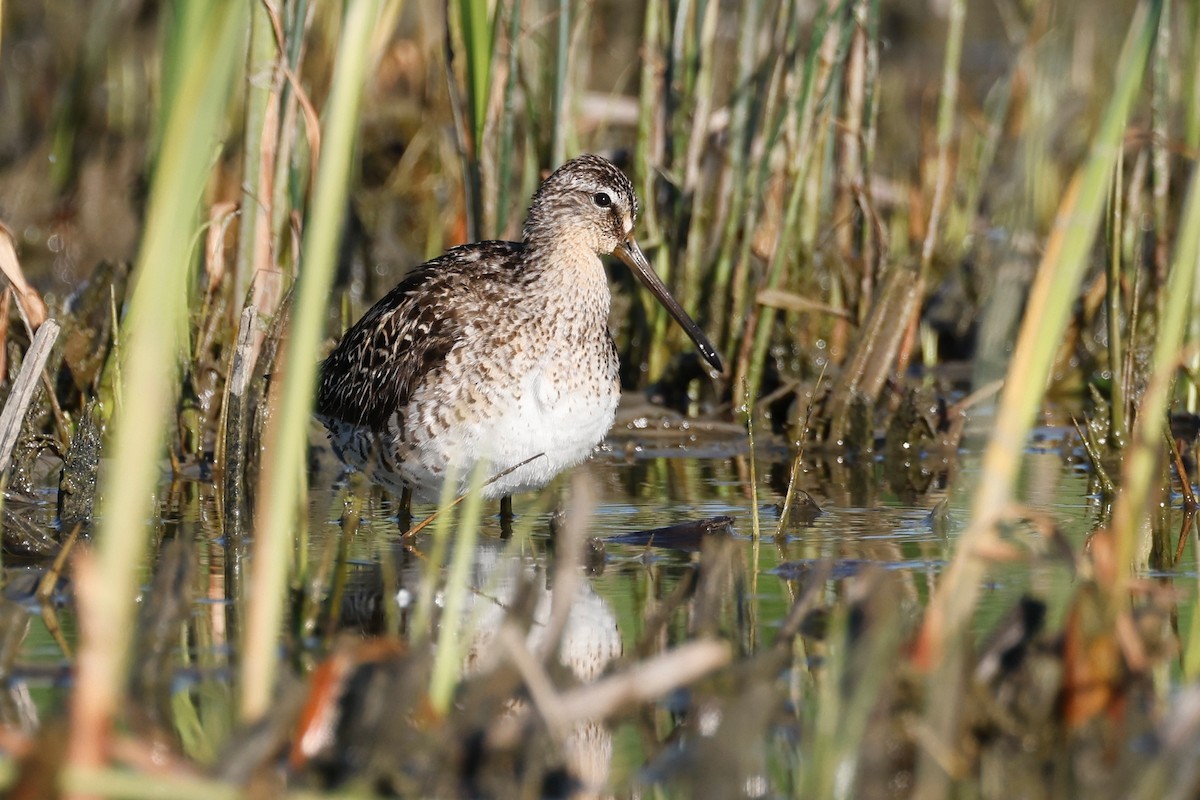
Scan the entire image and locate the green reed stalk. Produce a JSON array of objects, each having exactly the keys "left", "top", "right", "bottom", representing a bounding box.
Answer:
[
  {"left": 745, "top": 377, "right": 761, "bottom": 542},
  {"left": 1189, "top": 1, "right": 1200, "bottom": 151},
  {"left": 950, "top": 75, "right": 1012, "bottom": 260},
  {"left": 61, "top": 766, "right": 241, "bottom": 800},
  {"left": 911, "top": 0, "right": 963, "bottom": 367},
  {"left": 644, "top": 0, "right": 713, "bottom": 377},
  {"left": 857, "top": 0, "right": 881, "bottom": 269},
  {"left": 240, "top": 0, "right": 381, "bottom": 723},
  {"left": 662, "top": 0, "right": 684, "bottom": 177},
  {"left": 915, "top": 17, "right": 1160, "bottom": 788},
  {"left": 550, "top": 0, "right": 570, "bottom": 168},
  {"left": 834, "top": 0, "right": 866, "bottom": 299},
  {"left": 643, "top": 0, "right": 679, "bottom": 379},
  {"left": 1186, "top": 3, "right": 1200, "bottom": 413},
  {"left": 429, "top": 466, "right": 487, "bottom": 715},
  {"left": 916, "top": 0, "right": 1161, "bottom": 665},
  {"left": 1113, "top": 163, "right": 1200, "bottom": 589},
  {"left": 1151, "top": 0, "right": 1171, "bottom": 297},
  {"left": 454, "top": 0, "right": 494, "bottom": 240},
  {"left": 1185, "top": 2, "right": 1200, "bottom": 155},
  {"left": 1187, "top": 540, "right": 1200, "bottom": 677},
  {"left": 678, "top": 0, "right": 719, "bottom": 325},
  {"left": 802, "top": 596, "right": 902, "bottom": 798},
  {"left": 634, "top": 0, "right": 663, "bottom": 238},
  {"left": 708, "top": 0, "right": 762, "bottom": 348},
  {"left": 233, "top": 1, "right": 277, "bottom": 309},
  {"left": 918, "top": 0, "right": 964, "bottom": 285},
  {"left": 788, "top": 89, "right": 835, "bottom": 368},
  {"left": 1107, "top": 150, "right": 1127, "bottom": 446},
  {"left": 47, "top": 1, "right": 122, "bottom": 191},
  {"left": 630, "top": 0, "right": 667, "bottom": 376},
  {"left": 672, "top": 0, "right": 696, "bottom": 125},
  {"left": 722, "top": 0, "right": 797, "bottom": 361},
  {"left": 494, "top": 0, "right": 522, "bottom": 238},
  {"left": 742, "top": 5, "right": 843, "bottom": 403},
  {"left": 461, "top": 0, "right": 492, "bottom": 159},
  {"left": 269, "top": 0, "right": 311, "bottom": 255},
  {"left": 1191, "top": 267, "right": 1200, "bottom": 415},
  {"left": 88, "top": 0, "right": 247, "bottom": 760},
  {"left": 410, "top": 466, "right": 462, "bottom": 643}
]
